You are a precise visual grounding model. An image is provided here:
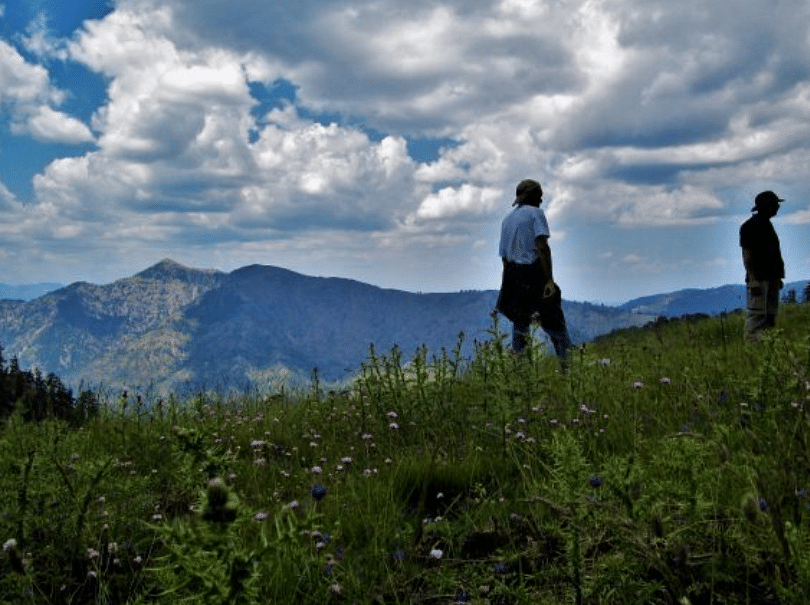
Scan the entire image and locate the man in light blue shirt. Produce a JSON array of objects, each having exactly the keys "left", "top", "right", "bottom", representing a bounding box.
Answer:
[{"left": 495, "top": 179, "right": 571, "bottom": 366}]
